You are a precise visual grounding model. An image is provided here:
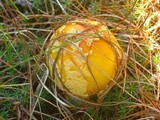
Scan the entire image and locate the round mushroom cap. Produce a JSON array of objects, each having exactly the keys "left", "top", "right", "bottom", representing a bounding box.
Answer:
[{"left": 46, "top": 19, "right": 123, "bottom": 98}]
